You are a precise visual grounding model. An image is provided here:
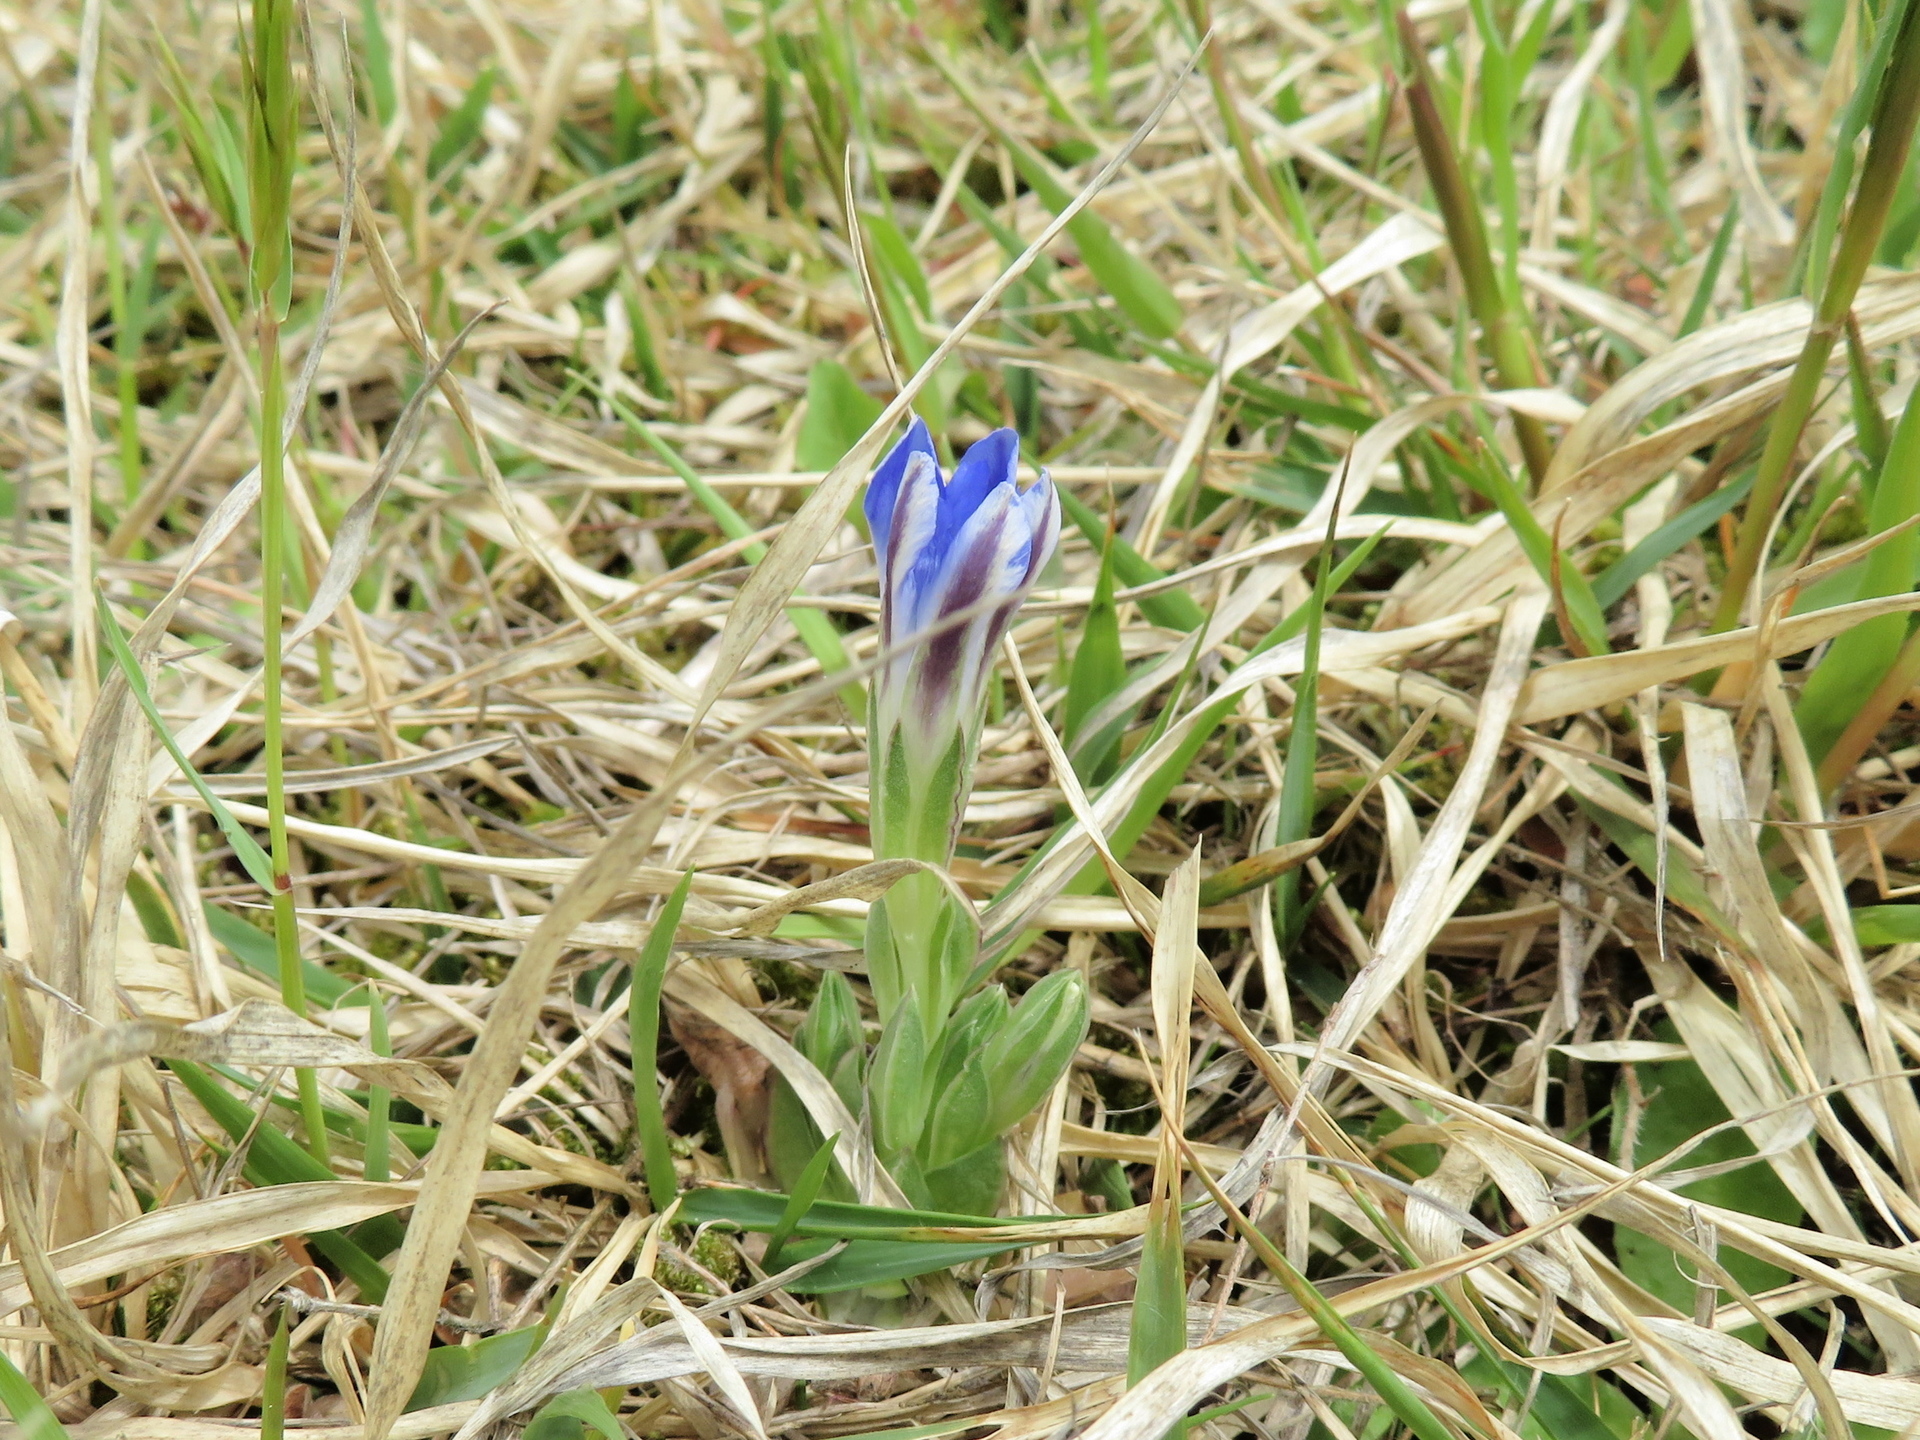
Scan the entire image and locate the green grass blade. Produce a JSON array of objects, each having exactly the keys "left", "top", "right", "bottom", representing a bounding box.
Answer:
[
  {"left": 365, "top": 988, "right": 393, "bottom": 1185},
  {"left": 1057, "top": 489, "right": 1206, "bottom": 631},
  {"left": 798, "top": 360, "right": 884, "bottom": 473},
  {"left": 1472, "top": 446, "right": 1609, "bottom": 654},
  {"left": 0, "top": 1348, "right": 71, "bottom": 1440},
  {"left": 1182, "top": 1144, "right": 1460, "bottom": 1440},
  {"left": 1128, "top": 1192, "right": 1187, "bottom": 1409},
  {"left": 1102, "top": 529, "right": 1389, "bottom": 864},
  {"left": 524, "top": 1389, "right": 625, "bottom": 1440},
  {"left": 933, "top": 53, "right": 1182, "bottom": 339},
  {"left": 164, "top": 1060, "right": 394, "bottom": 1297},
  {"left": 204, "top": 904, "right": 363, "bottom": 1008},
  {"left": 1848, "top": 315, "right": 1892, "bottom": 474},
  {"left": 99, "top": 604, "right": 274, "bottom": 891},
  {"left": 406, "top": 1321, "right": 548, "bottom": 1411},
  {"left": 1591, "top": 477, "right": 1752, "bottom": 609},
  {"left": 632, "top": 873, "right": 693, "bottom": 1213},
  {"left": 1678, "top": 200, "right": 1739, "bottom": 338},
  {"left": 261, "top": 1306, "right": 291, "bottom": 1440},
  {"left": 427, "top": 64, "right": 498, "bottom": 179},
  {"left": 764, "top": 1129, "right": 841, "bottom": 1271}
]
